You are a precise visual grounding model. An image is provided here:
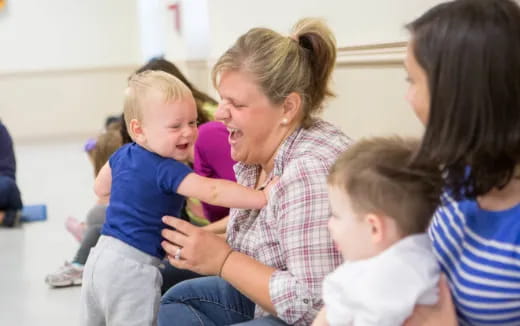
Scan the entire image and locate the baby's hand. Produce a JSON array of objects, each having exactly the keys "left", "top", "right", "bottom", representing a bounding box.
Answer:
[{"left": 262, "top": 176, "right": 280, "bottom": 202}]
